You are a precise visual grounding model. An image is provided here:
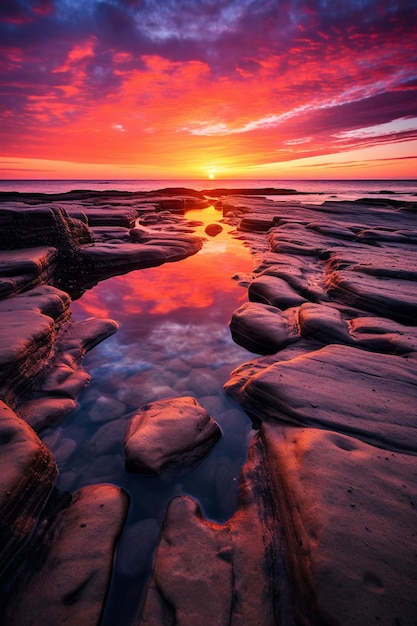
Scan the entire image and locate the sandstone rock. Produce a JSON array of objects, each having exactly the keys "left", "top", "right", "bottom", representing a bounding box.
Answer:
[
  {"left": 3, "top": 484, "right": 129, "bottom": 626},
  {"left": 204, "top": 223, "right": 223, "bottom": 237},
  {"left": 298, "top": 302, "right": 353, "bottom": 344},
  {"left": 0, "top": 309, "right": 55, "bottom": 404},
  {"left": 249, "top": 274, "right": 307, "bottom": 309},
  {"left": 225, "top": 344, "right": 417, "bottom": 454},
  {"left": 0, "top": 247, "right": 57, "bottom": 297},
  {"left": 230, "top": 301, "right": 299, "bottom": 354},
  {"left": 261, "top": 423, "right": 417, "bottom": 625},
  {"left": 0, "top": 400, "right": 57, "bottom": 574},
  {"left": 124, "top": 396, "right": 221, "bottom": 476},
  {"left": 17, "top": 397, "right": 76, "bottom": 431},
  {"left": 139, "top": 435, "right": 290, "bottom": 626},
  {"left": 0, "top": 204, "right": 92, "bottom": 251},
  {"left": 327, "top": 269, "right": 417, "bottom": 324}
]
